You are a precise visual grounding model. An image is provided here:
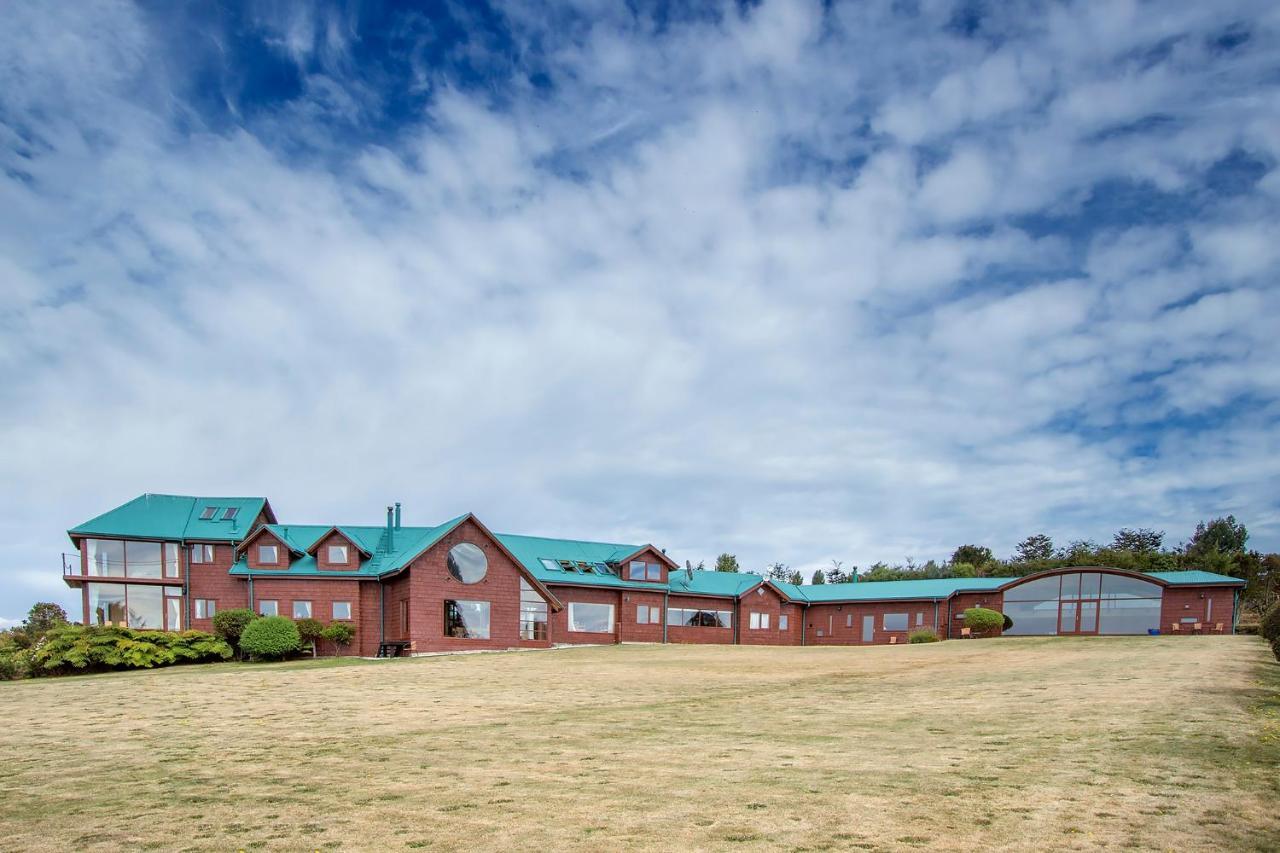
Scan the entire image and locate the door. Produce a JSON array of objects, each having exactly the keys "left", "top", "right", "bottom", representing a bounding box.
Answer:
[
  {"left": 1059, "top": 600, "right": 1099, "bottom": 635},
  {"left": 862, "top": 615, "right": 875, "bottom": 643}
]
